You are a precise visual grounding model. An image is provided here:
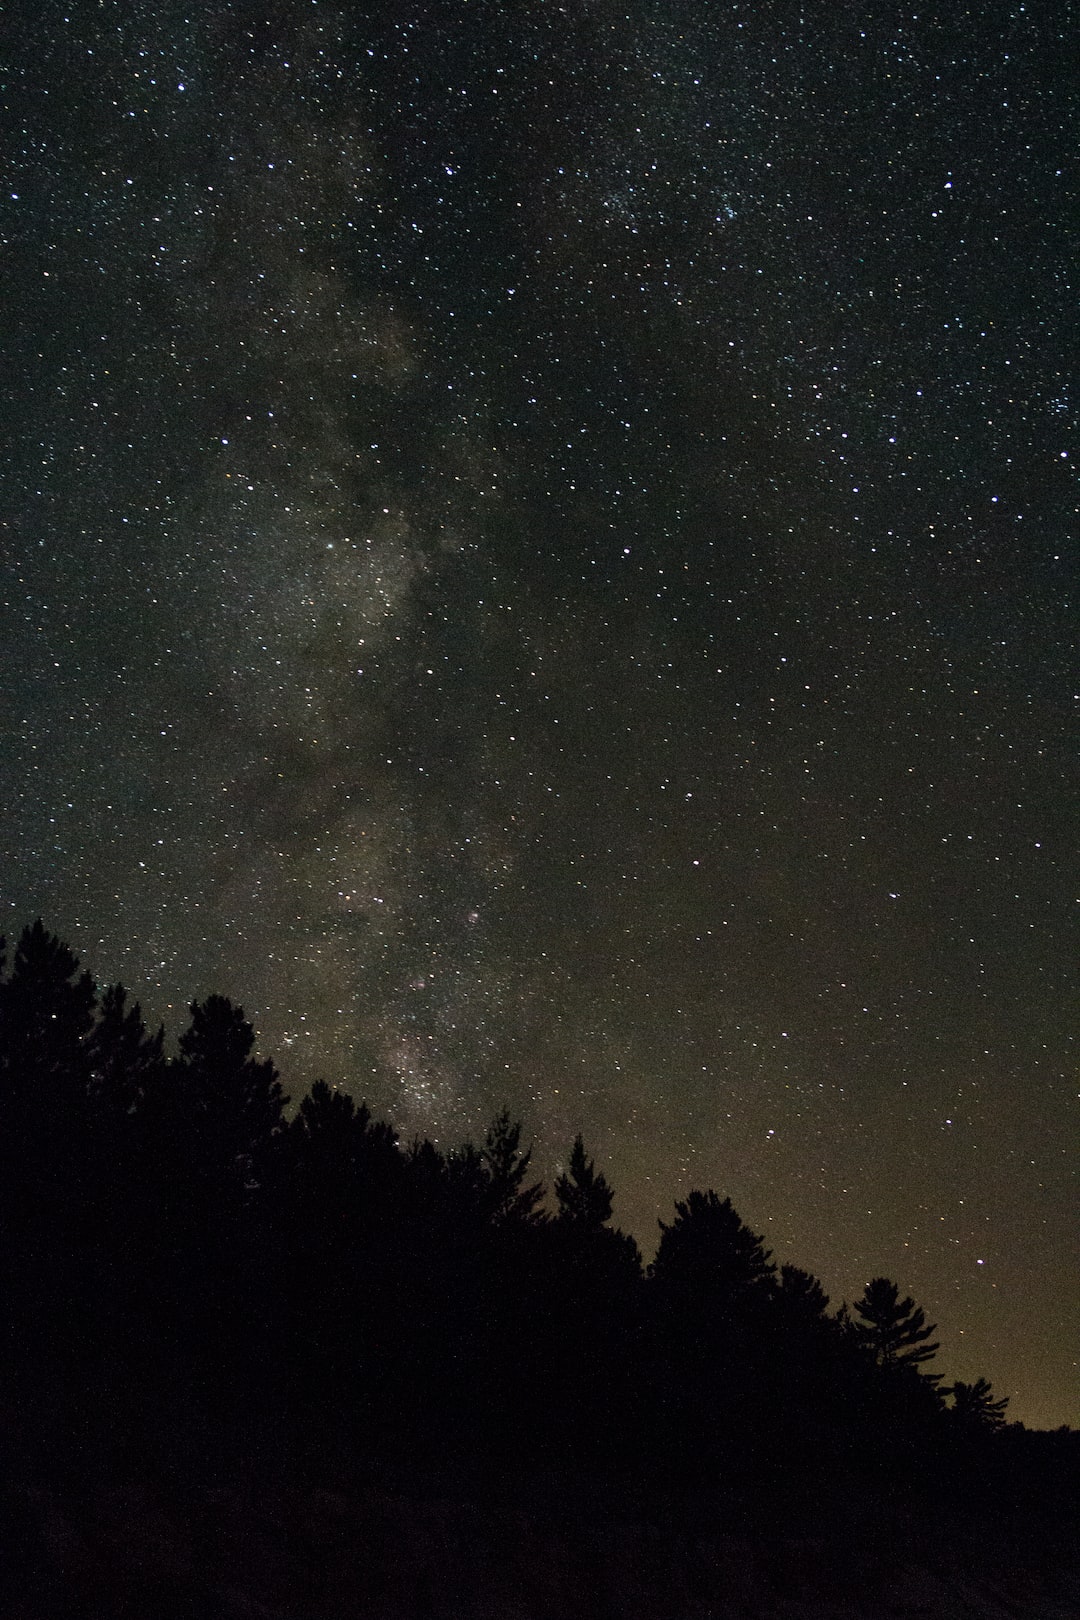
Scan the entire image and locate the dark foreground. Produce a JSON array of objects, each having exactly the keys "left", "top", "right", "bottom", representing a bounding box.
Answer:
[
  {"left": 6, "top": 1452, "right": 1078, "bottom": 1619},
  {"left": 0, "top": 927, "right": 1077, "bottom": 1615}
]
